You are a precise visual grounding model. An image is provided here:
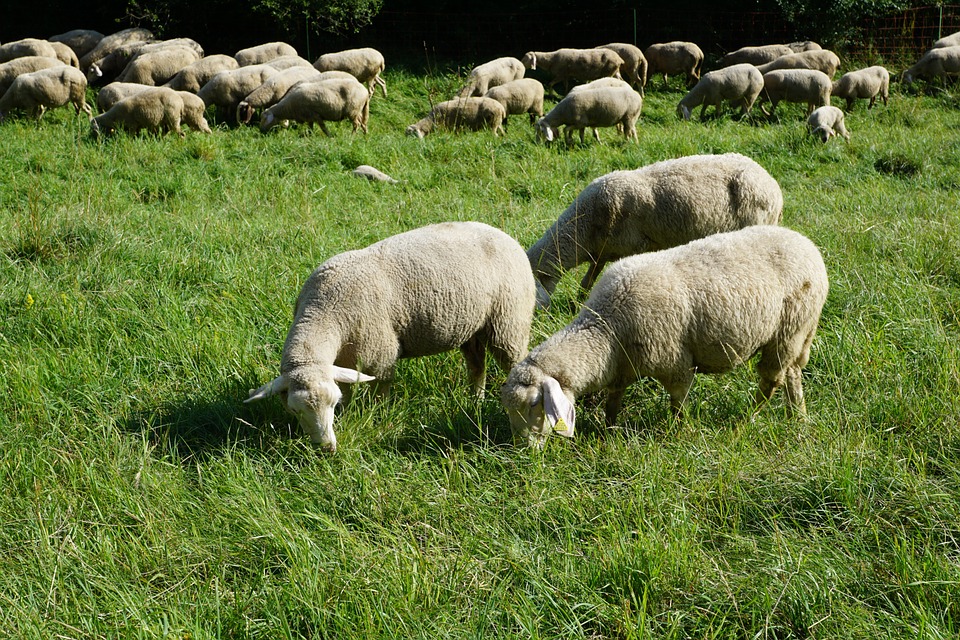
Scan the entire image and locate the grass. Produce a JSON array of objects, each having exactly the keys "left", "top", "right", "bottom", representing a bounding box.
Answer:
[{"left": 2, "top": 65, "right": 960, "bottom": 638}]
